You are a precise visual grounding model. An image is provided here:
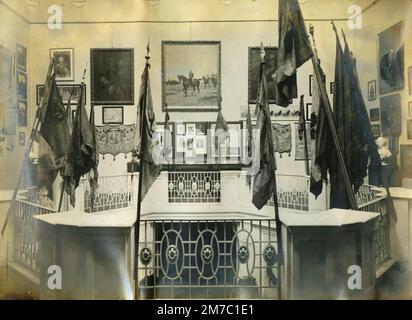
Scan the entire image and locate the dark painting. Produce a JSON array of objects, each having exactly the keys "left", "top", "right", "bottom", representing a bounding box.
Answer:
[
  {"left": 91, "top": 48, "right": 134, "bottom": 105},
  {"left": 379, "top": 22, "right": 404, "bottom": 94},
  {"left": 248, "top": 46, "right": 277, "bottom": 104}
]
